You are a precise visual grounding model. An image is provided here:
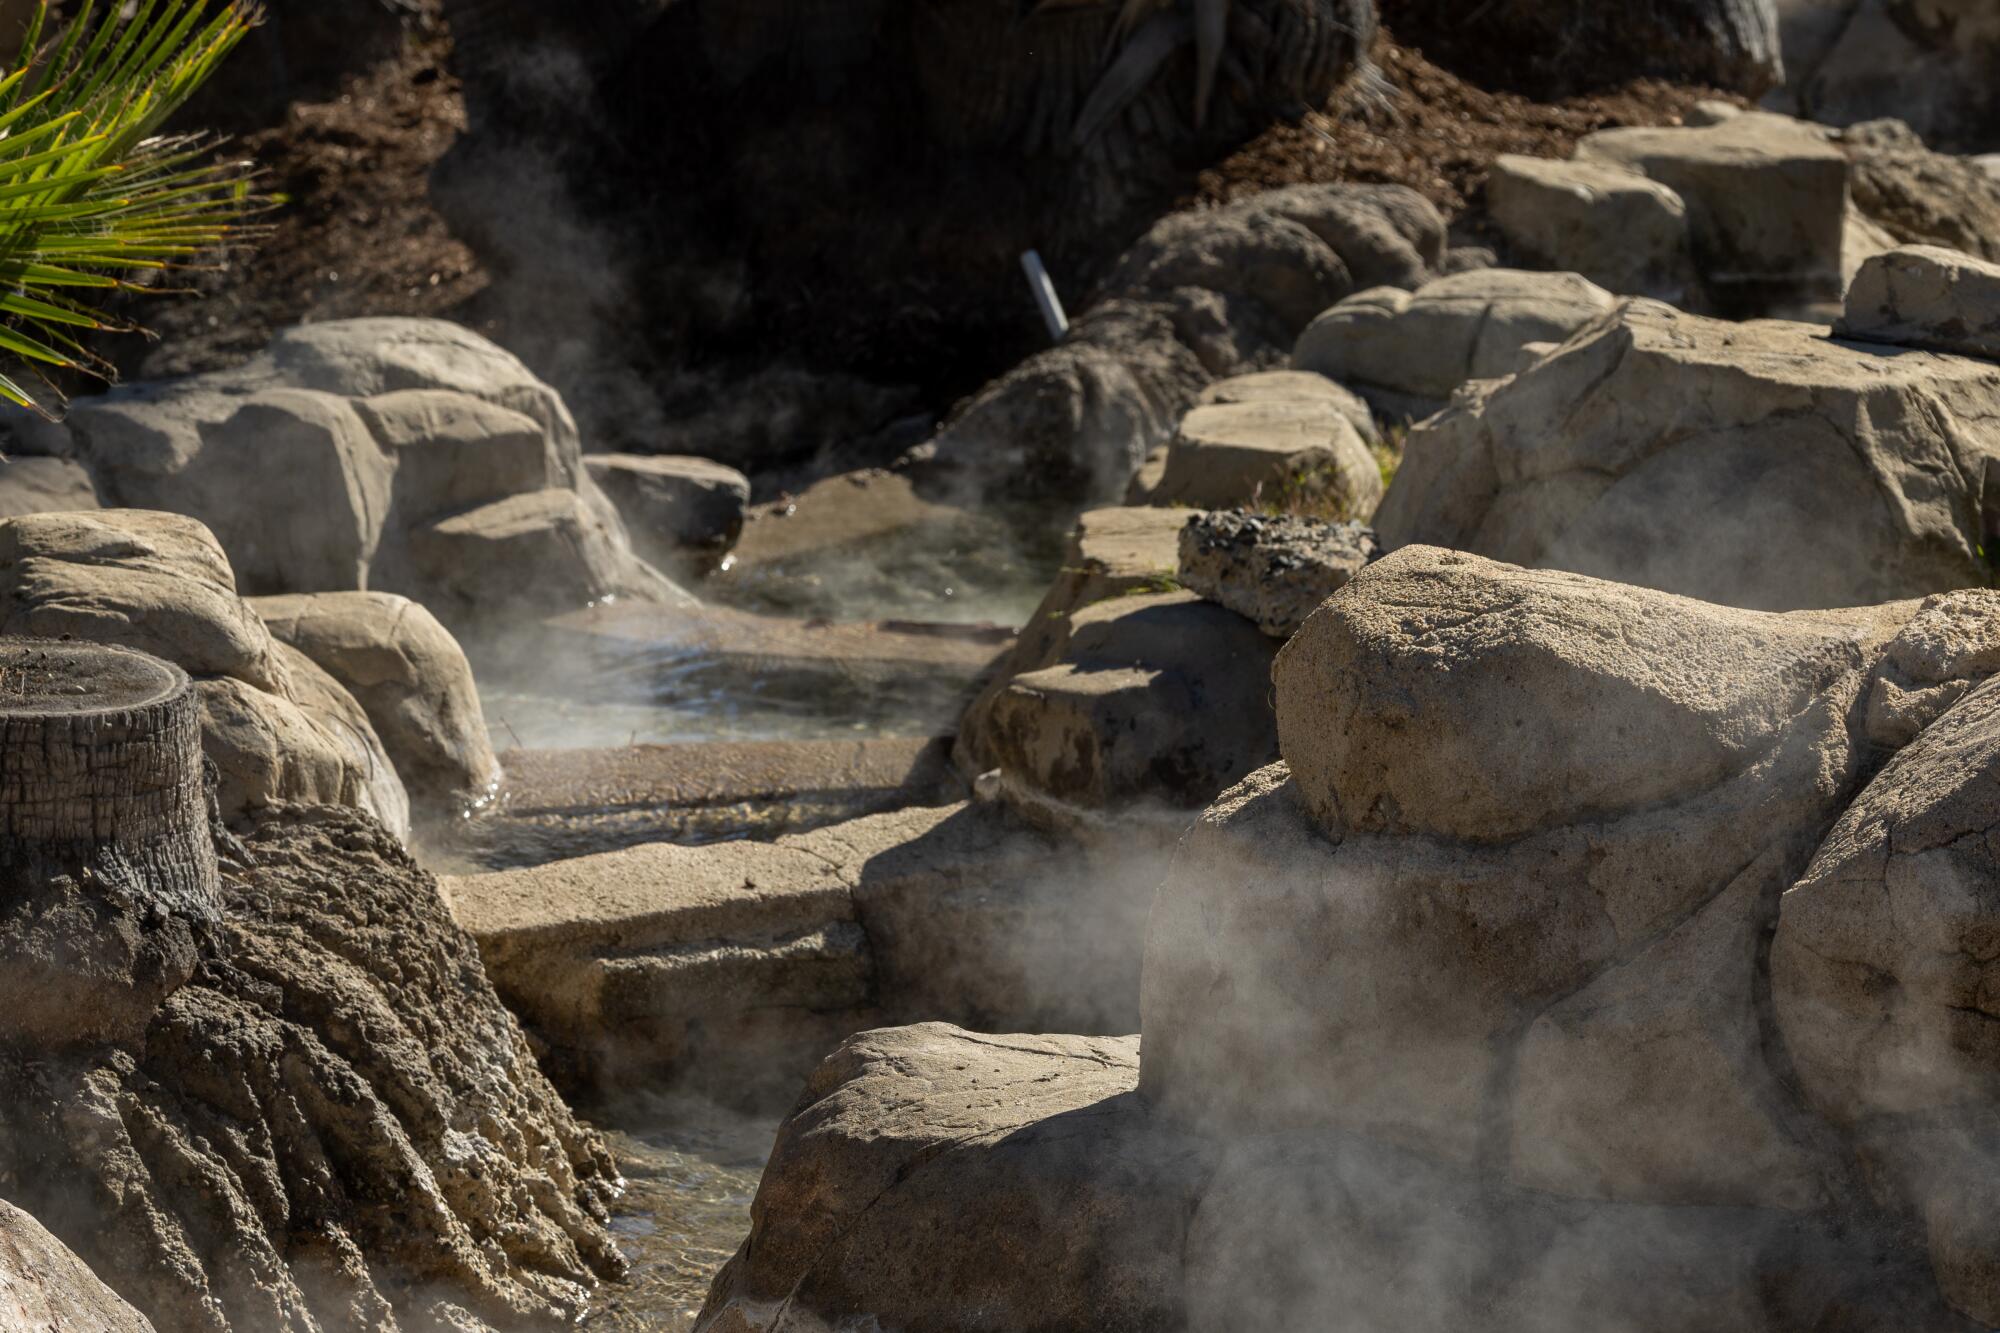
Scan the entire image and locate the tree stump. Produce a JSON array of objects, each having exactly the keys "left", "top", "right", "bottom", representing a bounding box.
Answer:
[{"left": 0, "top": 638, "right": 219, "bottom": 1047}]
